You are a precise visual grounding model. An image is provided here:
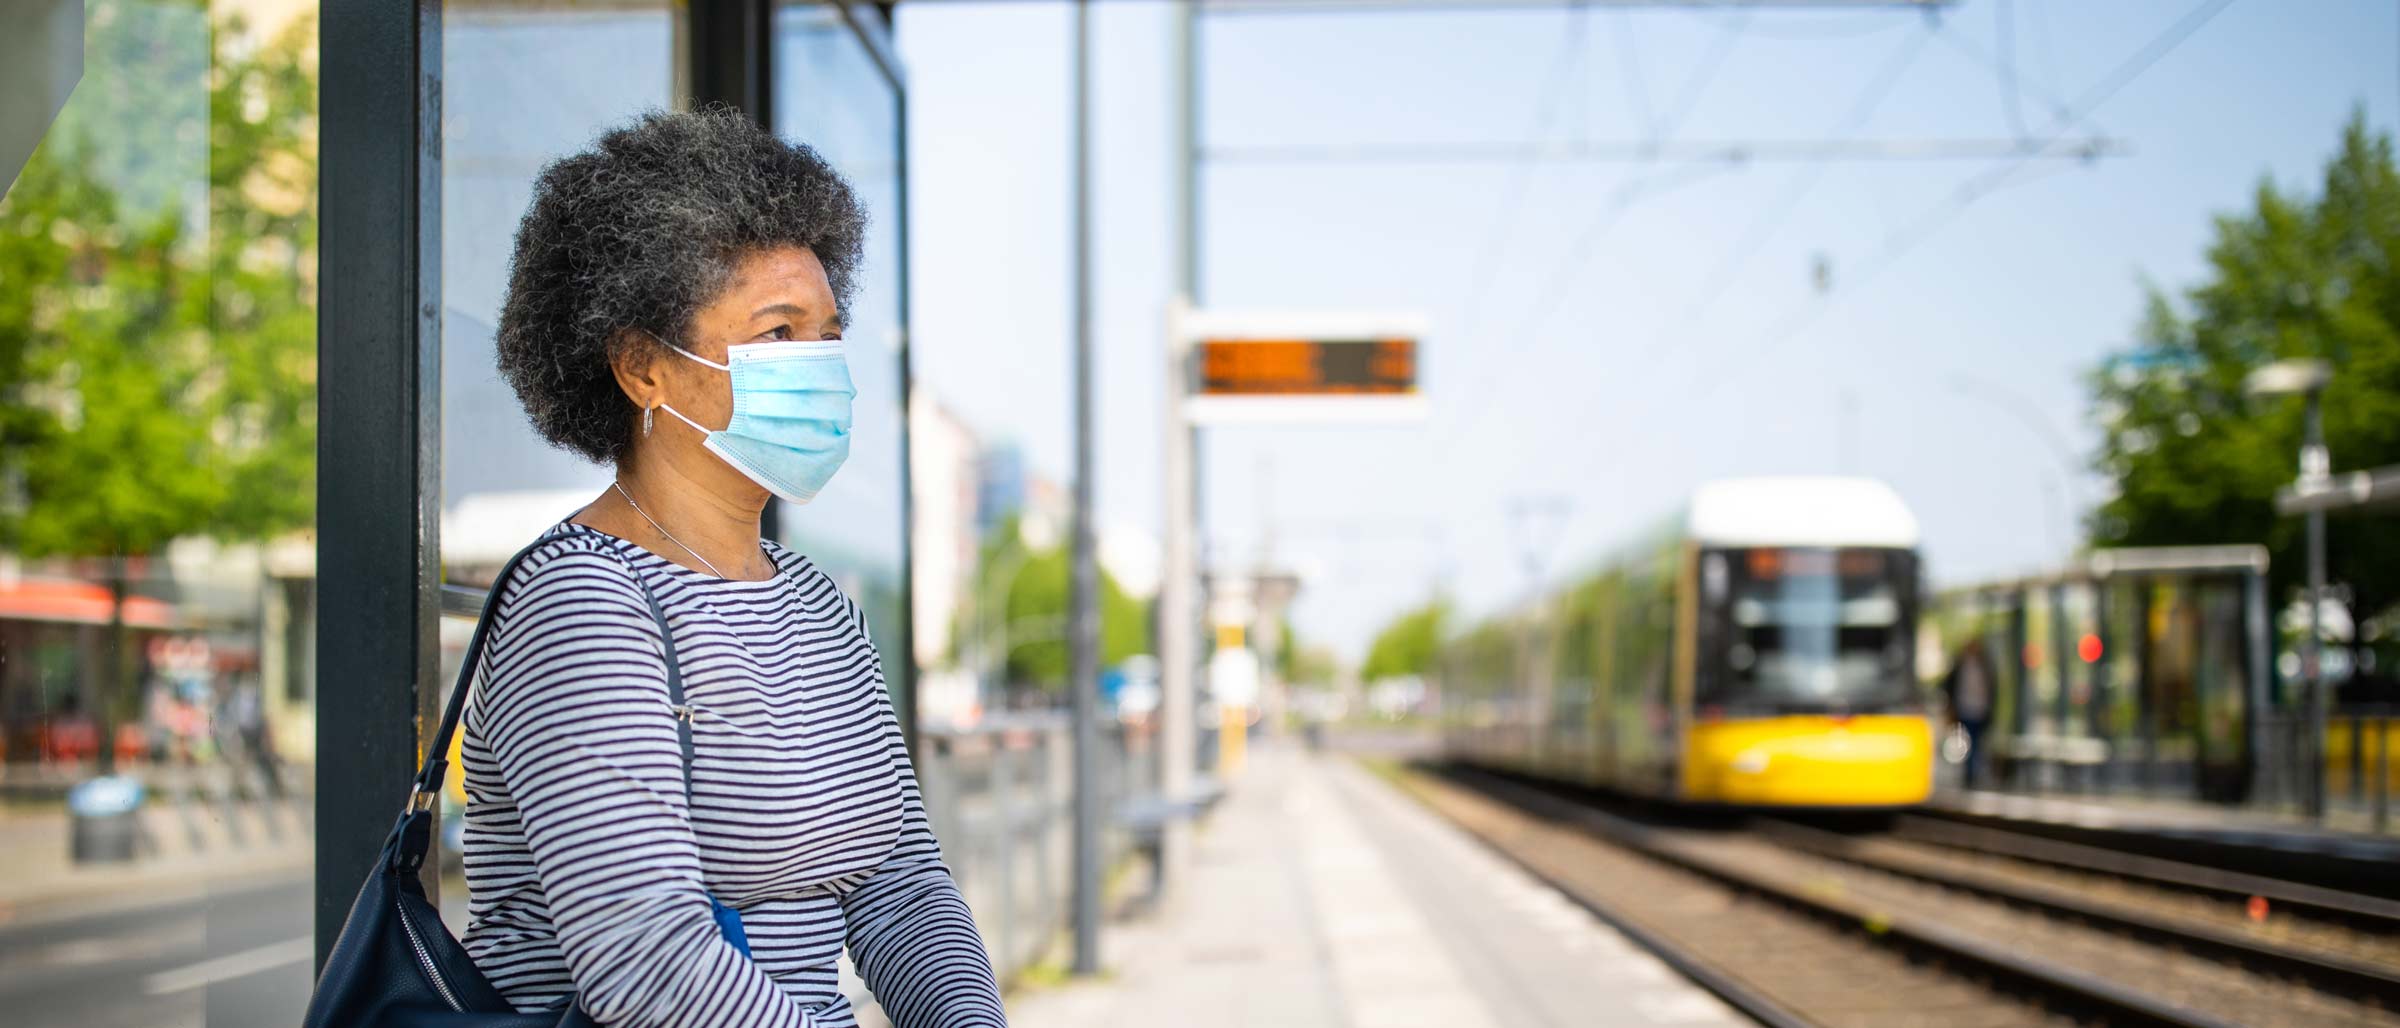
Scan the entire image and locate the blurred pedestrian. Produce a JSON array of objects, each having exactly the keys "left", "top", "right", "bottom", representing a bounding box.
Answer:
[
  {"left": 1943, "top": 635, "right": 1997, "bottom": 788},
  {"left": 227, "top": 679, "right": 283, "bottom": 798}
]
